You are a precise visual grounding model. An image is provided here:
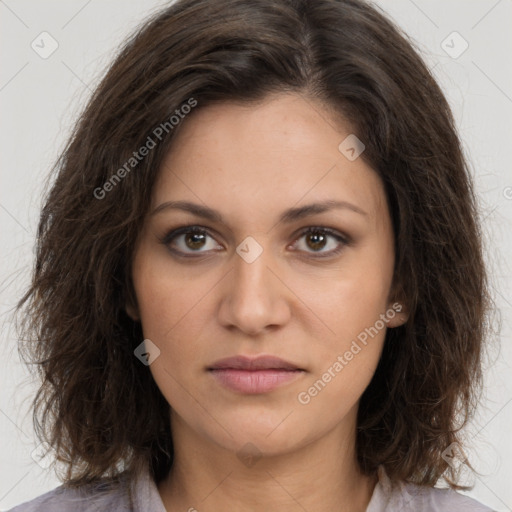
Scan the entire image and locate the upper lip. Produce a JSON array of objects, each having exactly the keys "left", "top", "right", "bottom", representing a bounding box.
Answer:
[{"left": 208, "top": 355, "right": 304, "bottom": 371}]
